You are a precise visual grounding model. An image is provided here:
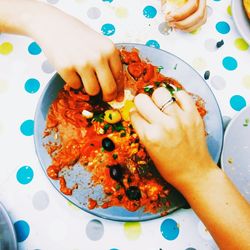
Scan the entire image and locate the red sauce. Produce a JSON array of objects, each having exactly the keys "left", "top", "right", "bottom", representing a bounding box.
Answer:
[{"left": 44, "top": 48, "right": 207, "bottom": 214}]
